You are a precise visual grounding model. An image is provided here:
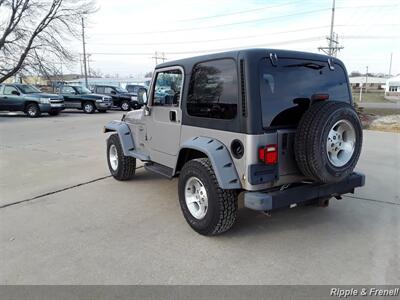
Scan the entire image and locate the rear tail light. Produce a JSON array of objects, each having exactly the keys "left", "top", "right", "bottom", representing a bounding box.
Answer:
[{"left": 259, "top": 144, "right": 278, "bottom": 165}]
